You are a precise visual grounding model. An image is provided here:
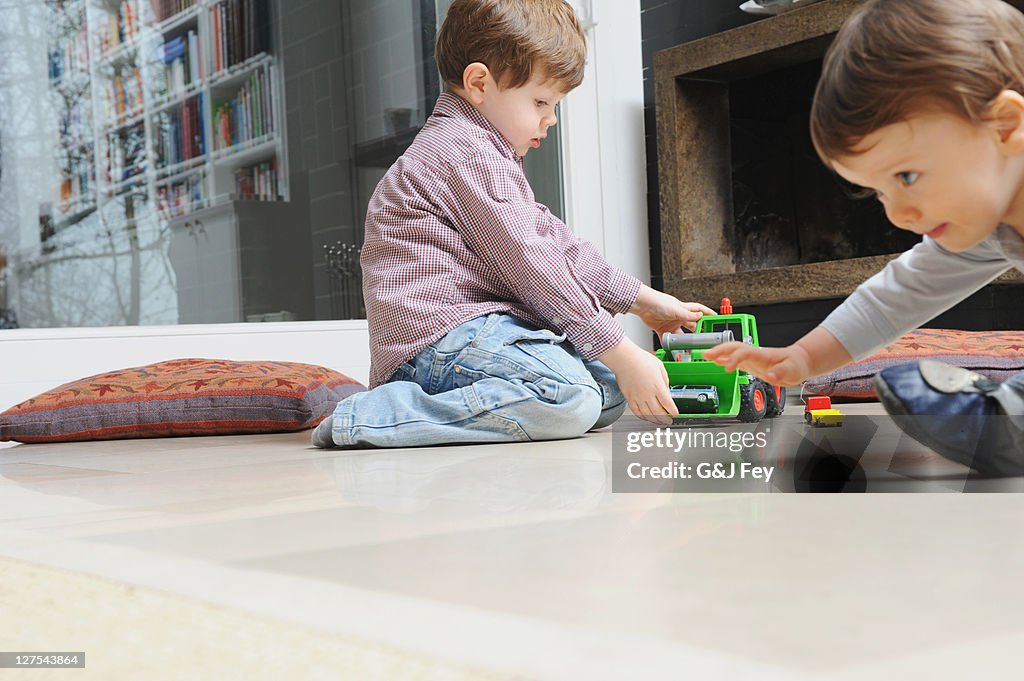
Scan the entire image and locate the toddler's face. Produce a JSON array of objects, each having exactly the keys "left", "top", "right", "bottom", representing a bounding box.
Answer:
[
  {"left": 476, "top": 76, "right": 565, "bottom": 158},
  {"left": 830, "top": 111, "right": 1024, "bottom": 252}
]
